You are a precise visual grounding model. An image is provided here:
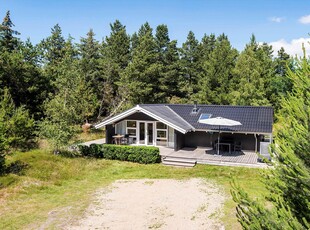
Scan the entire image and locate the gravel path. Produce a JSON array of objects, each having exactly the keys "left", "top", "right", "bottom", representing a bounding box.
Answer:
[{"left": 65, "top": 178, "right": 226, "bottom": 230}]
